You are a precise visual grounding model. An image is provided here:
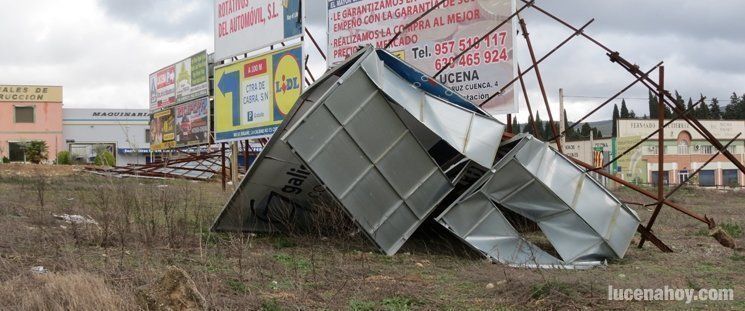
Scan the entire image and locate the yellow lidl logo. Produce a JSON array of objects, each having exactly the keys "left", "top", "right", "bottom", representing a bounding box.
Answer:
[{"left": 273, "top": 53, "right": 302, "bottom": 118}]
